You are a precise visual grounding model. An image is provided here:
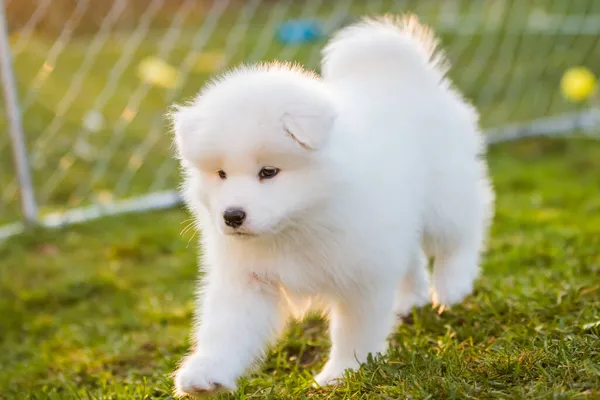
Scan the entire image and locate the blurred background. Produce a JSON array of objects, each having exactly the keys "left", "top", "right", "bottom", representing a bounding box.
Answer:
[{"left": 1, "top": 0, "right": 599, "bottom": 235}]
